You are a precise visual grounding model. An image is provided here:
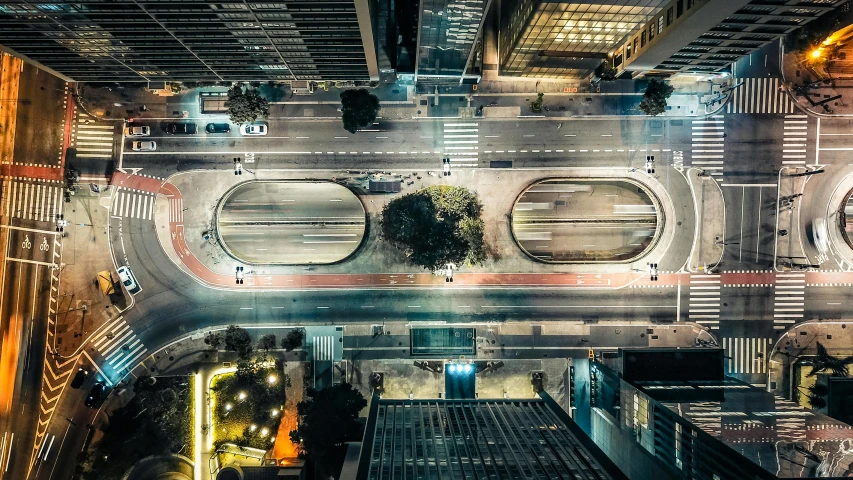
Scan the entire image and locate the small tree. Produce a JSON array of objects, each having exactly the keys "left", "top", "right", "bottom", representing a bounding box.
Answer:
[
  {"left": 599, "top": 61, "right": 619, "bottom": 81},
  {"left": 530, "top": 92, "right": 544, "bottom": 112},
  {"left": 226, "top": 85, "right": 270, "bottom": 125},
  {"left": 204, "top": 332, "right": 223, "bottom": 349},
  {"left": 281, "top": 328, "right": 305, "bottom": 351},
  {"left": 806, "top": 342, "right": 853, "bottom": 378},
  {"left": 224, "top": 325, "right": 253, "bottom": 360},
  {"left": 340, "top": 89, "right": 380, "bottom": 134},
  {"left": 257, "top": 334, "right": 277, "bottom": 352},
  {"left": 290, "top": 383, "right": 367, "bottom": 471},
  {"left": 638, "top": 79, "right": 674, "bottom": 116}
]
